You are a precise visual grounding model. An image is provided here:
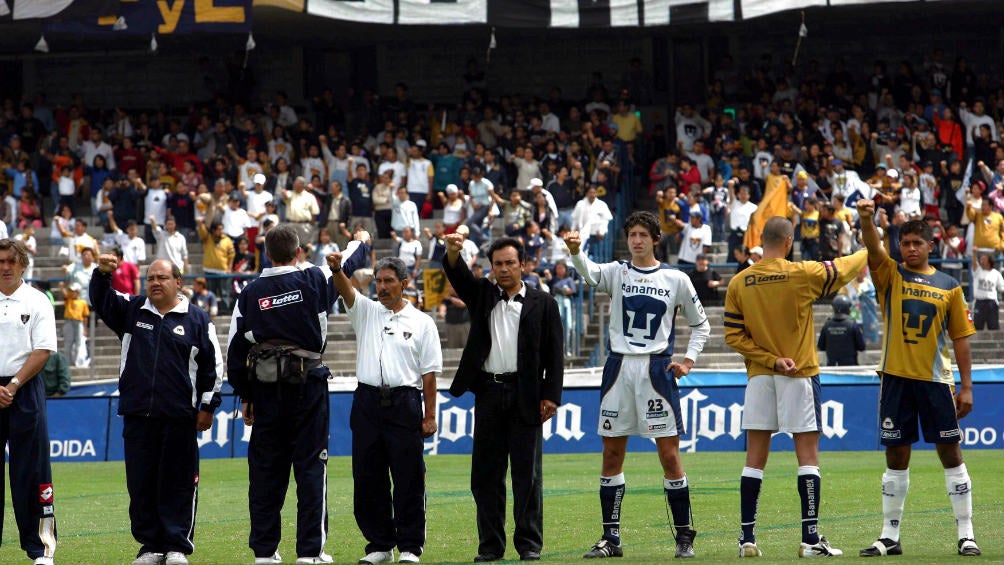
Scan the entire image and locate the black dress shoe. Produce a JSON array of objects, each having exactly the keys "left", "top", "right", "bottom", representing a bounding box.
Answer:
[
  {"left": 520, "top": 550, "right": 541, "bottom": 561},
  {"left": 473, "top": 554, "right": 503, "bottom": 562}
]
